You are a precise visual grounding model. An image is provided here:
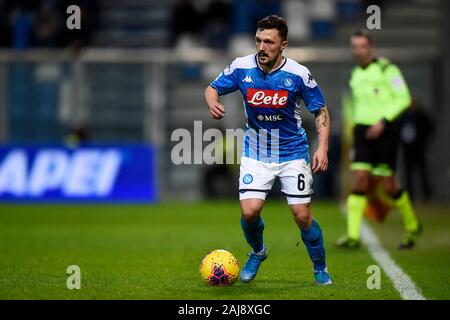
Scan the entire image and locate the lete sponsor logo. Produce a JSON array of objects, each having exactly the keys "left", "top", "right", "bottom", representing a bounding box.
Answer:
[{"left": 246, "top": 88, "right": 288, "bottom": 108}]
